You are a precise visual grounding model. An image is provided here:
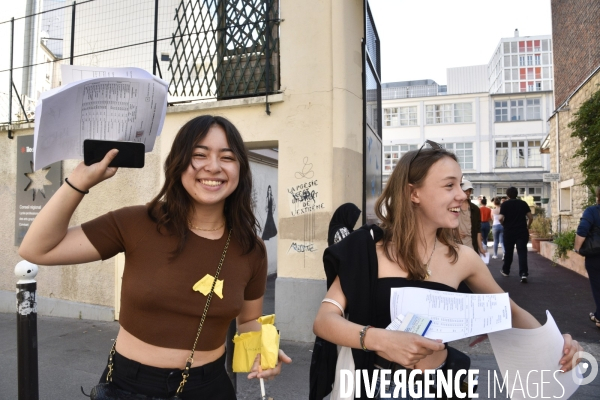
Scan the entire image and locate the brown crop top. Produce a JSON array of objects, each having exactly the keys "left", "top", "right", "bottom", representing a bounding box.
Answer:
[{"left": 81, "top": 205, "right": 267, "bottom": 350}]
